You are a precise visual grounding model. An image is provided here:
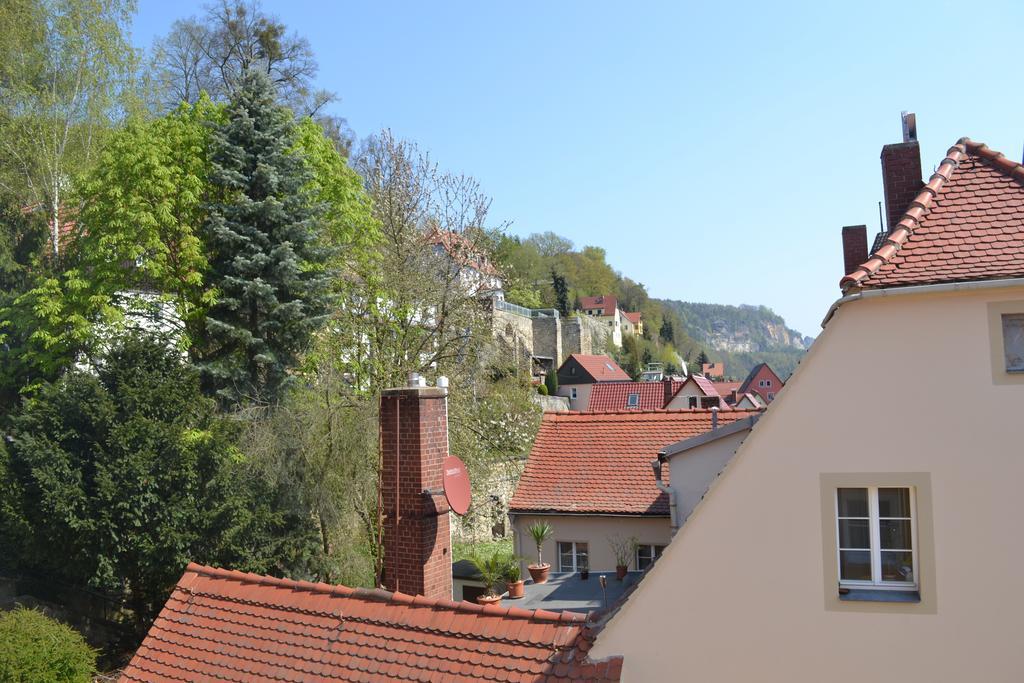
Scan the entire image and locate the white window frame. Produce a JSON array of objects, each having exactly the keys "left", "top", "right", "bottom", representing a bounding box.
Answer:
[
  {"left": 765, "top": 379, "right": 772, "bottom": 387},
  {"left": 635, "top": 544, "right": 664, "bottom": 571},
  {"left": 627, "top": 393, "right": 640, "bottom": 407},
  {"left": 836, "top": 486, "right": 918, "bottom": 590},
  {"left": 557, "top": 541, "right": 589, "bottom": 572},
  {"left": 767, "top": 392, "right": 775, "bottom": 401},
  {"left": 569, "top": 387, "right": 577, "bottom": 400}
]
